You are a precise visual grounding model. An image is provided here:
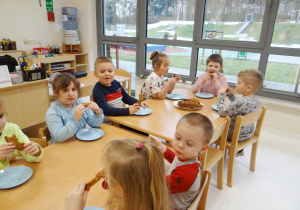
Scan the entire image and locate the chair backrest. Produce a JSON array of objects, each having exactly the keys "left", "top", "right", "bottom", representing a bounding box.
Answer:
[
  {"left": 188, "top": 170, "right": 212, "bottom": 210},
  {"left": 39, "top": 126, "right": 52, "bottom": 146},
  {"left": 200, "top": 117, "right": 230, "bottom": 171},
  {"left": 209, "top": 117, "right": 231, "bottom": 145},
  {"left": 115, "top": 69, "right": 131, "bottom": 95},
  {"left": 29, "top": 137, "right": 47, "bottom": 148},
  {"left": 80, "top": 84, "right": 94, "bottom": 101},
  {"left": 231, "top": 107, "right": 266, "bottom": 142}
]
